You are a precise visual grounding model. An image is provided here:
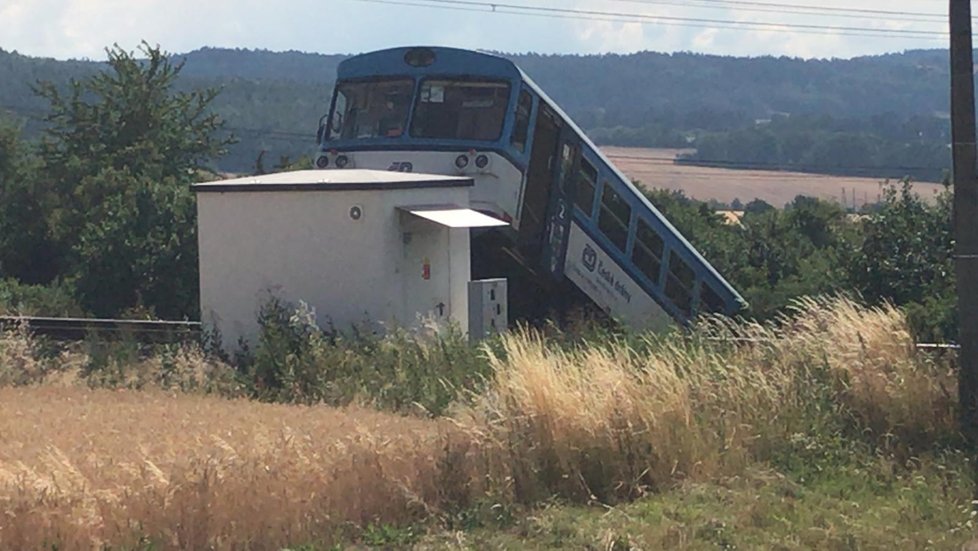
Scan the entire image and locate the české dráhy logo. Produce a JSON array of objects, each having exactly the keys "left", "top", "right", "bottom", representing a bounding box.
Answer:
[{"left": 582, "top": 244, "right": 597, "bottom": 272}]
